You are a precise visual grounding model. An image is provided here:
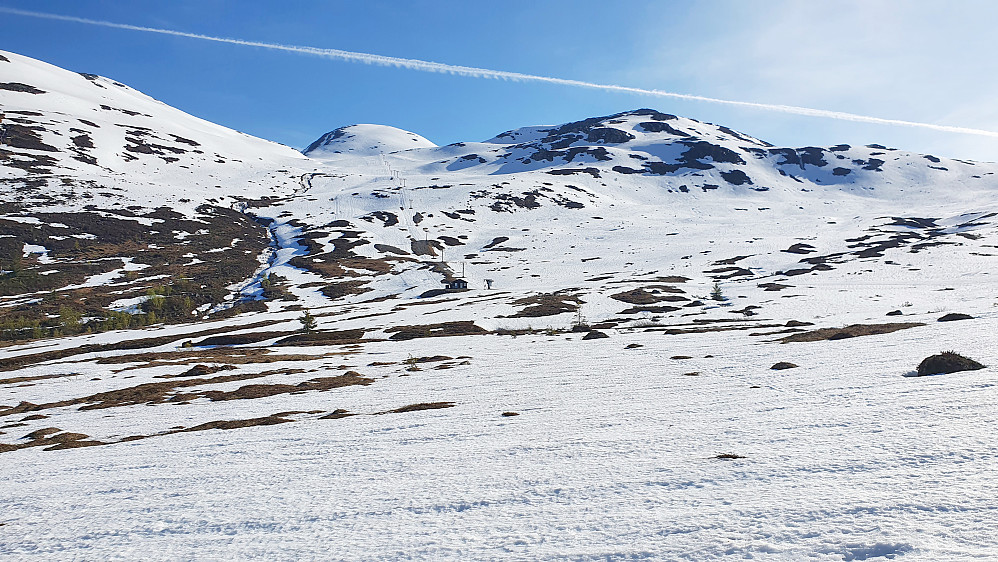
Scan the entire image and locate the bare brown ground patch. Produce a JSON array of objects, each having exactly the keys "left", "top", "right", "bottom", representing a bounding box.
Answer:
[
  {"left": 505, "top": 292, "right": 582, "bottom": 318},
  {"left": 381, "top": 402, "right": 455, "bottom": 414},
  {"left": 0, "top": 373, "right": 77, "bottom": 386},
  {"left": 0, "top": 319, "right": 282, "bottom": 372},
  {"left": 779, "top": 323, "right": 925, "bottom": 343},
  {"left": 386, "top": 321, "right": 487, "bottom": 341},
  {"left": 0, "top": 368, "right": 371, "bottom": 418},
  {"left": 611, "top": 287, "right": 688, "bottom": 306},
  {"left": 98, "top": 347, "right": 354, "bottom": 371}
]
